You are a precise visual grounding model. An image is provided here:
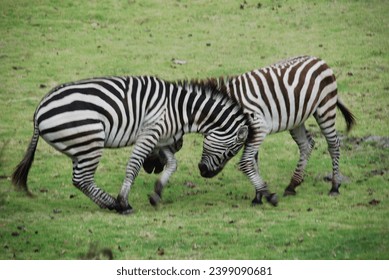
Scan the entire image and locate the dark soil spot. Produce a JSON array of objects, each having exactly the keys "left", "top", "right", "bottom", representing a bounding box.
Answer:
[
  {"left": 157, "top": 247, "right": 165, "bottom": 256},
  {"left": 345, "top": 135, "right": 389, "bottom": 149},
  {"left": 17, "top": 225, "right": 26, "bottom": 231},
  {"left": 81, "top": 243, "right": 114, "bottom": 260},
  {"left": 368, "top": 169, "right": 387, "bottom": 176},
  {"left": 369, "top": 199, "right": 380, "bottom": 206}
]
